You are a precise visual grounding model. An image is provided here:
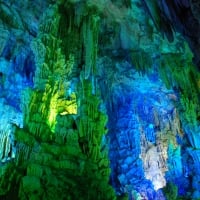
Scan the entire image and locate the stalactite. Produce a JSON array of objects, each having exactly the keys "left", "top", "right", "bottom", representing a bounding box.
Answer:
[
  {"left": 0, "top": 3, "right": 24, "bottom": 29},
  {"left": 0, "top": 1, "right": 116, "bottom": 199},
  {"left": 1, "top": 0, "right": 200, "bottom": 199},
  {"left": 0, "top": 24, "right": 9, "bottom": 55},
  {"left": 82, "top": 15, "right": 99, "bottom": 80},
  {"left": 0, "top": 126, "right": 15, "bottom": 163}
]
